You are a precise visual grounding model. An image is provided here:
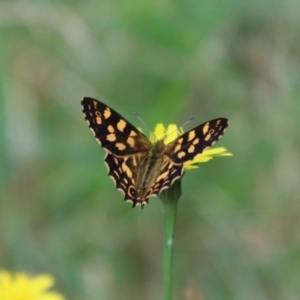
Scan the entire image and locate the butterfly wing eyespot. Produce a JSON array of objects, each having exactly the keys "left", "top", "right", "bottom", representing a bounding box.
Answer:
[
  {"left": 128, "top": 185, "right": 136, "bottom": 198},
  {"left": 81, "top": 97, "right": 150, "bottom": 156},
  {"left": 165, "top": 118, "right": 228, "bottom": 164}
]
